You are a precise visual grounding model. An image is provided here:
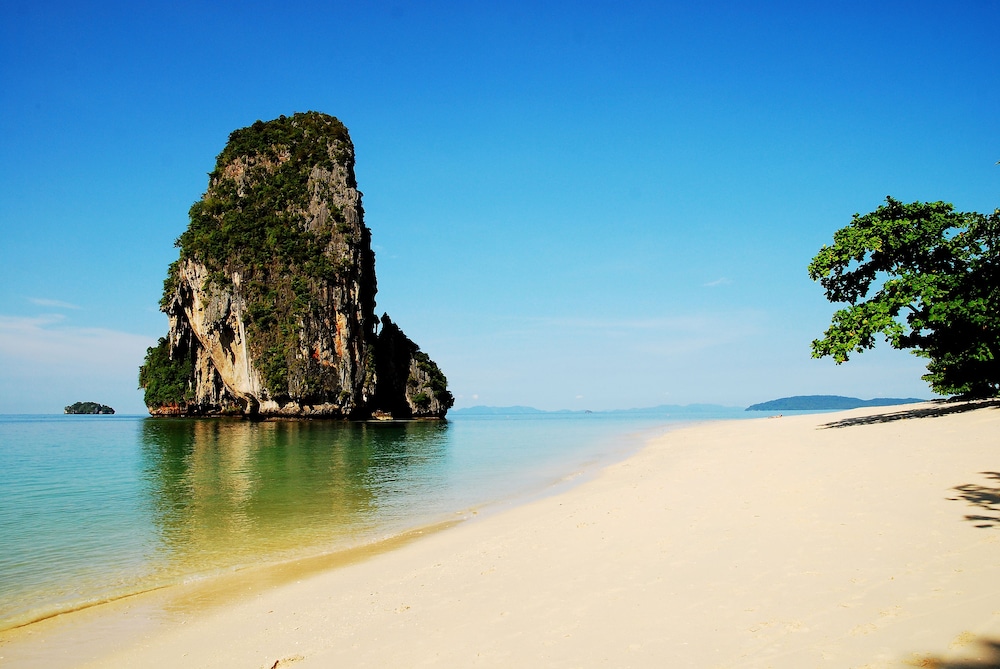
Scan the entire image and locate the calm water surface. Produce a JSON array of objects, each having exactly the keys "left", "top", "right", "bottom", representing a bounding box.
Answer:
[{"left": 0, "top": 410, "right": 748, "bottom": 630}]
